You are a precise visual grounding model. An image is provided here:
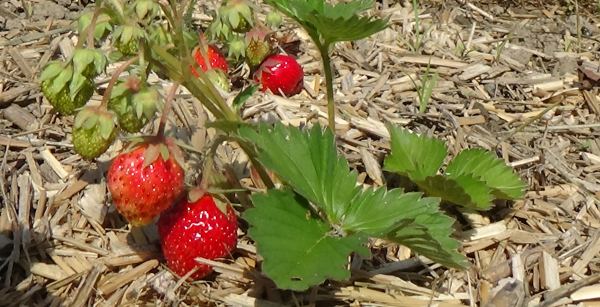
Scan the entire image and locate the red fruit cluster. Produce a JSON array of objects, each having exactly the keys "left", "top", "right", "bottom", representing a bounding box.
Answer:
[
  {"left": 158, "top": 194, "right": 238, "bottom": 279},
  {"left": 107, "top": 141, "right": 184, "bottom": 226},
  {"left": 254, "top": 54, "right": 304, "bottom": 96}
]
